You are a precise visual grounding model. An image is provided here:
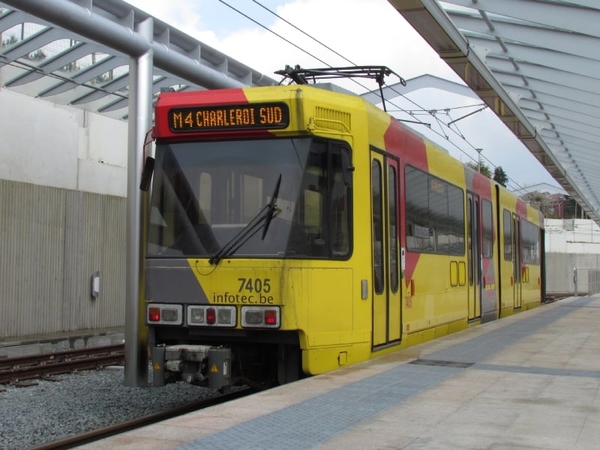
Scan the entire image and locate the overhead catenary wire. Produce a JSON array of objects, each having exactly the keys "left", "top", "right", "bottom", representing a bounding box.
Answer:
[
  {"left": 215, "top": 0, "right": 331, "bottom": 68},
  {"left": 217, "top": 0, "right": 432, "bottom": 127},
  {"left": 220, "top": 0, "right": 532, "bottom": 192},
  {"left": 243, "top": 0, "right": 527, "bottom": 191},
  {"left": 249, "top": 0, "right": 502, "bottom": 175},
  {"left": 251, "top": 0, "right": 358, "bottom": 67}
]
